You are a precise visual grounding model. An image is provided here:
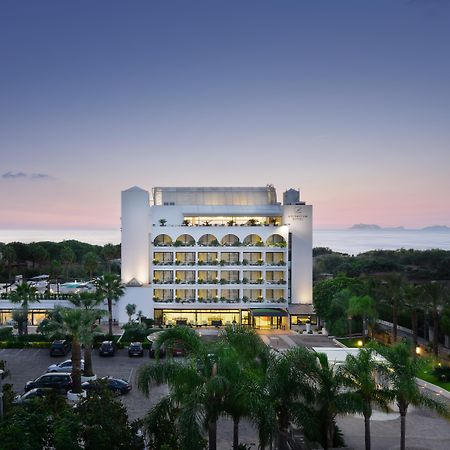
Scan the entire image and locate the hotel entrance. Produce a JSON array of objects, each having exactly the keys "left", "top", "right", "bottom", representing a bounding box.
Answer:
[{"left": 249, "top": 308, "right": 288, "bottom": 330}]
